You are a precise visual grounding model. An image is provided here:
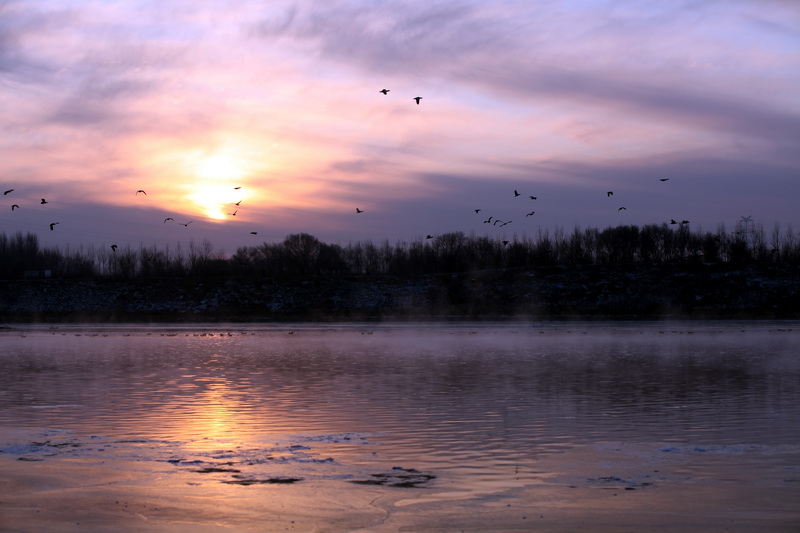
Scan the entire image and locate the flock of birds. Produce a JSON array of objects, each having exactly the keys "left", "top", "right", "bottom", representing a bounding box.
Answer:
[
  {"left": 2, "top": 186, "right": 260, "bottom": 253},
  {"left": 3, "top": 90, "right": 695, "bottom": 250}
]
